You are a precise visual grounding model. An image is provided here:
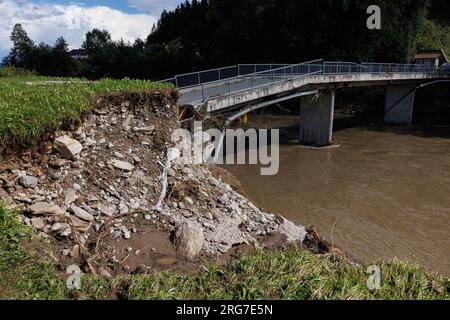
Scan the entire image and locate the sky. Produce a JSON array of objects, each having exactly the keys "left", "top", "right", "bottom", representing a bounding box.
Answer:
[{"left": 0, "top": 0, "right": 183, "bottom": 60}]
